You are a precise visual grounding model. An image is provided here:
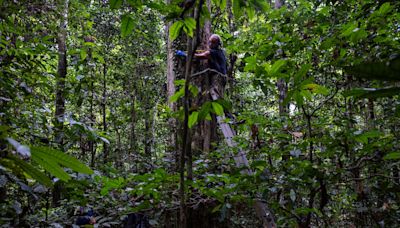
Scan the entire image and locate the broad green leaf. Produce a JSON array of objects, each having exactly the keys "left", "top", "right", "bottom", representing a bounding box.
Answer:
[
  {"left": 6, "top": 156, "right": 52, "bottom": 187},
  {"left": 184, "top": 17, "right": 196, "bottom": 30},
  {"left": 189, "top": 85, "right": 198, "bottom": 96},
  {"left": 378, "top": 2, "right": 392, "bottom": 15},
  {"left": 269, "top": 60, "right": 286, "bottom": 76},
  {"left": 350, "top": 28, "right": 367, "bottom": 43},
  {"left": 302, "top": 83, "right": 329, "bottom": 95},
  {"left": 354, "top": 130, "right": 383, "bottom": 144},
  {"left": 211, "top": 102, "right": 224, "bottom": 116},
  {"left": 174, "top": 79, "right": 185, "bottom": 86},
  {"left": 31, "top": 146, "right": 93, "bottom": 174},
  {"left": 384, "top": 152, "right": 400, "bottom": 160},
  {"left": 232, "top": 0, "right": 242, "bottom": 19},
  {"left": 170, "top": 87, "right": 184, "bottom": 102},
  {"left": 294, "top": 64, "right": 311, "bottom": 85},
  {"left": 344, "top": 87, "right": 400, "bottom": 99},
  {"left": 183, "top": 18, "right": 196, "bottom": 37},
  {"left": 198, "top": 102, "right": 212, "bottom": 120},
  {"left": 220, "top": 0, "right": 227, "bottom": 10},
  {"left": 244, "top": 56, "right": 257, "bottom": 72},
  {"left": 110, "top": 0, "right": 123, "bottom": 9},
  {"left": 121, "top": 15, "right": 135, "bottom": 37},
  {"left": 188, "top": 111, "right": 199, "bottom": 128},
  {"left": 31, "top": 153, "right": 71, "bottom": 182},
  {"left": 169, "top": 21, "right": 184, "bottom": 41},
  {"left": 300, "top": 90, "right": 312, "bottom": 100},
  {"left": 80, "top": 49, "right": 87, "bottom": 61},
  {"left": 345, "top": 58, "right": 400, "bottom": 81},
  {"left": 127, "top": 0, "right": 143, "bottom": 8},
  {"left": 340, "top": 22, "right": 357, "bottom": 37}
]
